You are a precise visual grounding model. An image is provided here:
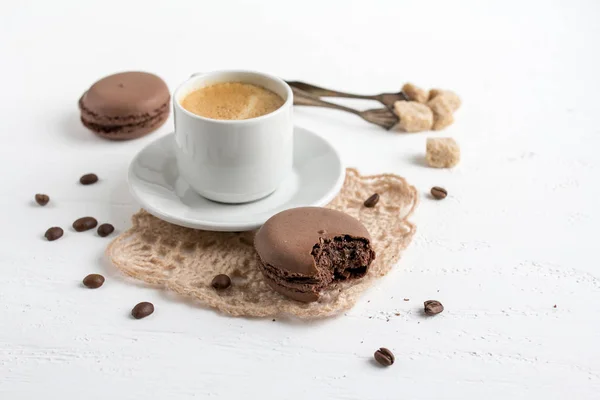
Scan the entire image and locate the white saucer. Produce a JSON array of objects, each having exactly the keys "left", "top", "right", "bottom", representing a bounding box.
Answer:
[{"left": 128, "top": 127, "right": 344, "bottom": 231}]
